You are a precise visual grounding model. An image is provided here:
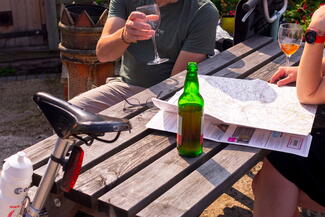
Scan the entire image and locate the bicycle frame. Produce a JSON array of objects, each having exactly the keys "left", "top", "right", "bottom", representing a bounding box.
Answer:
[{"left": 24, "top": 138, "right": 71, "bottom": 217}]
